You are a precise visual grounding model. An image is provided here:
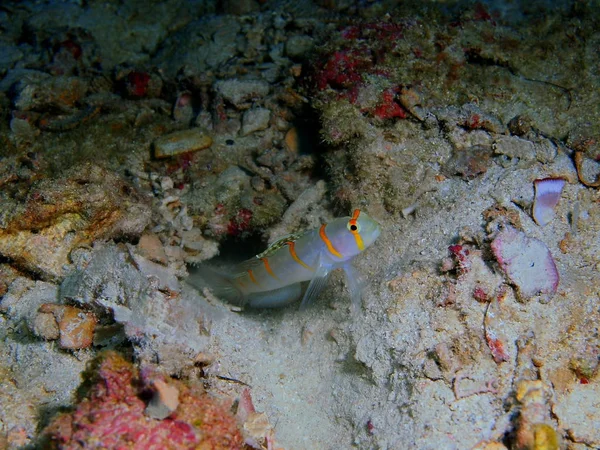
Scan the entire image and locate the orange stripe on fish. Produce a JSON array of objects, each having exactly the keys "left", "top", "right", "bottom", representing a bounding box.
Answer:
[
  {"left": 248, "top": 269, "right": 259, "bottom": 285},
  {"left": 348, "top": 209, "right": 365, "bottom": 251},
  {"left": 261, "top": 257, "right": 279, "bottom": 280},
  {"left": 319, "top": 224, "right": 343, "bottom": 258},
  {"left": 286, "top": 241, "right": 314, "bottom": 271}
]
